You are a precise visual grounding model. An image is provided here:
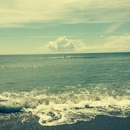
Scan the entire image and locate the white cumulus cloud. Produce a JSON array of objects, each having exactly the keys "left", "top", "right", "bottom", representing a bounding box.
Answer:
[
  {"left": 38, "top": 36, "right": 86, "bottom": 52},
  {"left": 47, "top": 36, "right": 86, "bottom": 51}
]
